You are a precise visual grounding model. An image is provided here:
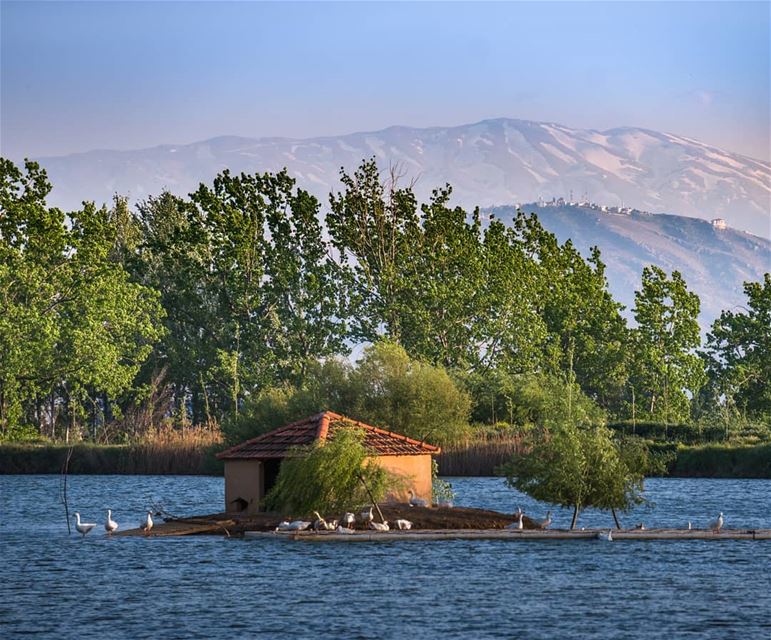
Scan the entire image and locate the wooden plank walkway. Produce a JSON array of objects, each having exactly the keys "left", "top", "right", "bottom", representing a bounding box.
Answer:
[{"left": 244, "top": 528, "right": 771, "bottom": 542}]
